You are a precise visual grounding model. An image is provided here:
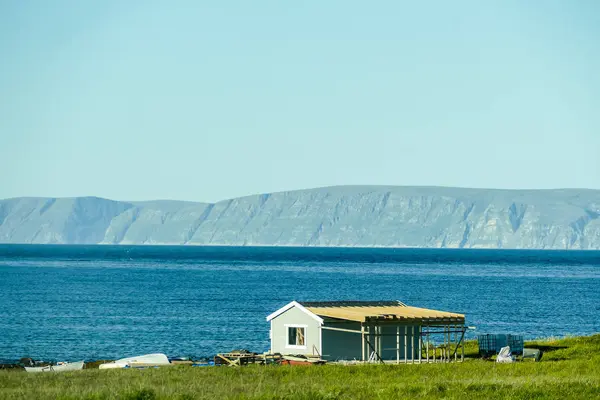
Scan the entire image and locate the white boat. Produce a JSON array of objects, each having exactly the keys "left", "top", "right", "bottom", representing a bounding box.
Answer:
[
  {"left": 99, "top": 353, "right": 170, "bottom": 369},
  {"left": 25, "top": 360, "right": 85, "bottom": 373}
]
